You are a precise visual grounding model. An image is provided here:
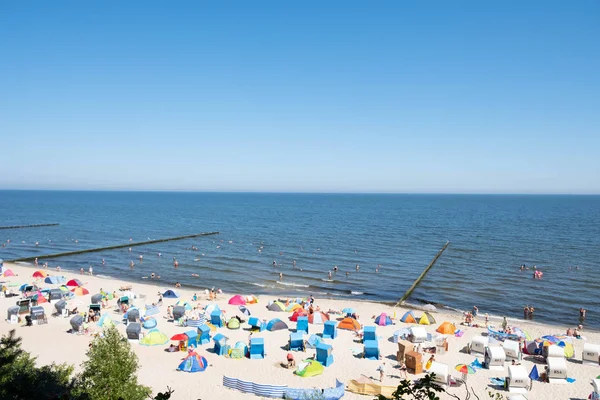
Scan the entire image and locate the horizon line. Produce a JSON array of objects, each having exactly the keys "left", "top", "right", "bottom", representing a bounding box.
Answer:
[{"left": 0, "top": 188, "right": 599, "bottom": 196}]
